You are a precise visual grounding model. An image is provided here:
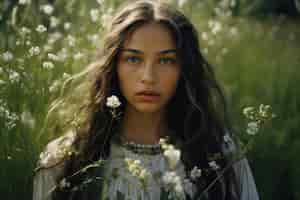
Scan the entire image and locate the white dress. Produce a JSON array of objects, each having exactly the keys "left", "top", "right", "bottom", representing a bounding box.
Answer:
[
  {"left": 101, "top": 140, "right": 197, "bottom": 200},
  {"left": 32, "top": 131, "right": 260, "bottom": 200}
]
